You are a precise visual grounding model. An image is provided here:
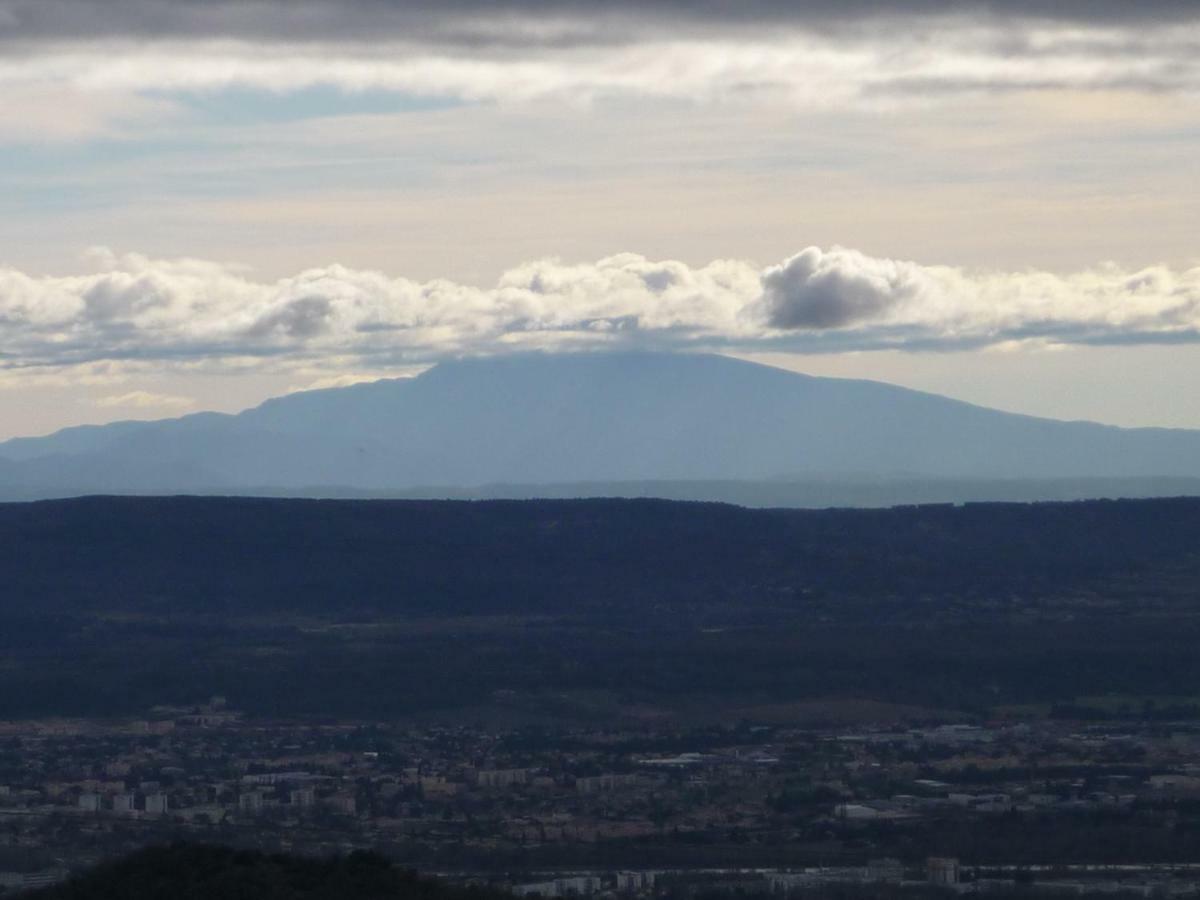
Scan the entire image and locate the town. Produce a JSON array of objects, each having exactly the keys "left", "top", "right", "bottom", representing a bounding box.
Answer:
[{"left": 5, "top": 699, "right": 1200, "bottom": 896}]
